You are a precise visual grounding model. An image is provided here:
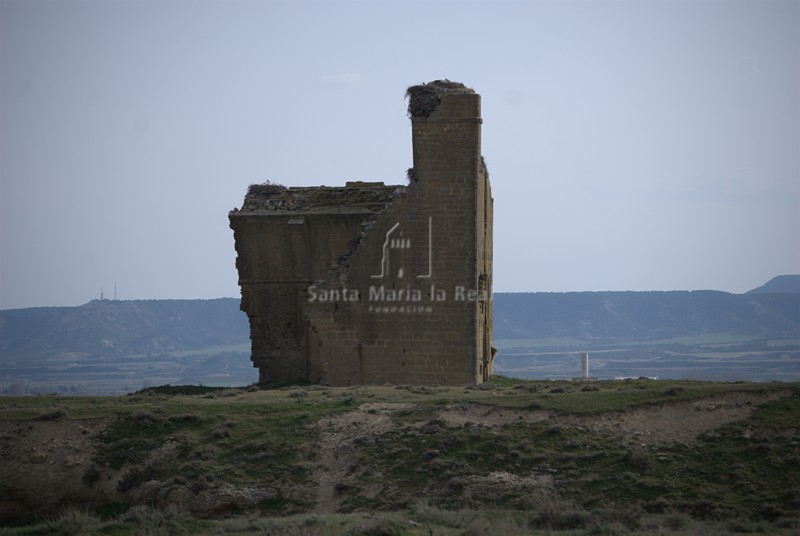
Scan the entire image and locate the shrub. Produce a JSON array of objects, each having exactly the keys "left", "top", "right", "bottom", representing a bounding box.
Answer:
[
  {"left": 587, "top": 521, "right": 629, "bottom": 535},
  {"left": 354, "top": 516, "right": 405, "bottom": 536},
  {"left": 527, "top": 496, "right": 590, "bottom": 530},
  {"left": 726, "top": 517, "right": 769, "bottom": 533},
  {"left": 644, "top": 496, "right": 673, "bottom": 513},
  {"left": 168, "top": 414, "right": 205, "bottom": 424},
  {"left": 121, "top": 504, "right": 194, "bottom": 535},
  {"left": 411, "top": 500, "right": 465, "bottom": 528},
  {"left": 662, "top": 512, "right": 689, "bottom": 530},
  {"left": 37, "top": 409, "right": 67, "bottom": 421},
  {"left": 82, "top": 466, "right": 101, "bottom": 486},
  {"left": 623, "top": 449, "right": 651, "bottom": 469},
  {"left": 128, "top": 411, "right": 163, "bottom": 426},
  {"left": 118, "top": 464, "right": 157, "bottom": 492},
  {"left": 775, "top": 516, "right": 800, "bottom": 530},
  {"left": 37, "top": 505, "right": 100, "bottom": 535}
]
